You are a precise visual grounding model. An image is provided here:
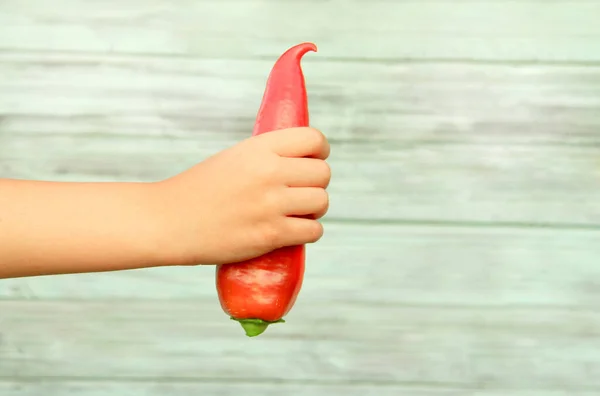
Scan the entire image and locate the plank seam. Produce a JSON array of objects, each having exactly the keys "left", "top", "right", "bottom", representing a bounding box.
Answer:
[
  {"left": 1, "top": 377, "right": 599, "bottom": 392},
  {"left": 3, "top": 48, "right": 600, "bottom": 67},
  {"left": 322, "top": 217, "right": 600, "bottom": 231}
]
